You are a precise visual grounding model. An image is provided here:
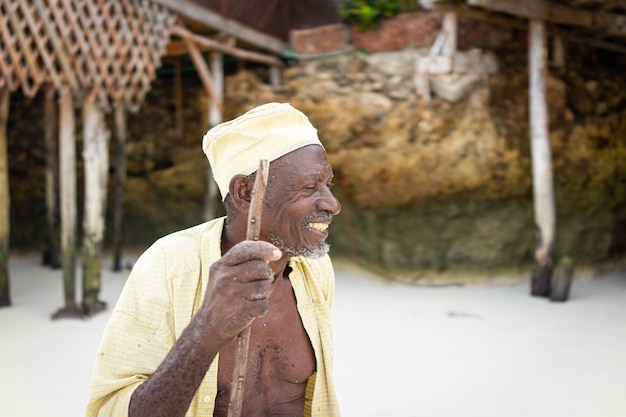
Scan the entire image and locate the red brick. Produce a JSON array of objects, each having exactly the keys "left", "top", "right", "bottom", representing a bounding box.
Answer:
[{"left": 290, "top": 24, "right": 347, "bottom": 56}]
